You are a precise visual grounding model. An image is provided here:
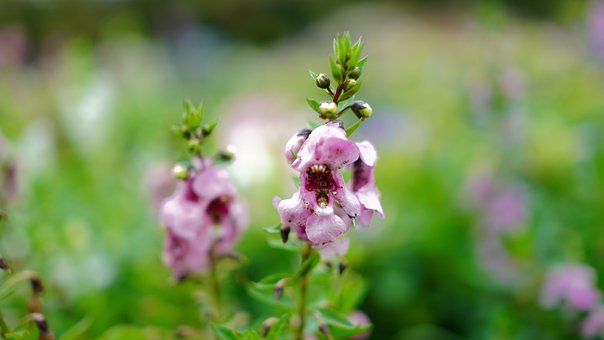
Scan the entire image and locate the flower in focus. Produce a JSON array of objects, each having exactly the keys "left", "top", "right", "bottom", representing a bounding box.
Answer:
[
  {"left": 275, "top": 121, "right": 383, "bottom": 256},
  {"left": 160, "top": 159, "right": 246, "bottom": 279},
  {"left": 540, "top": 264, "right": 601, "bottom": 312}
]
